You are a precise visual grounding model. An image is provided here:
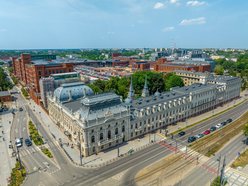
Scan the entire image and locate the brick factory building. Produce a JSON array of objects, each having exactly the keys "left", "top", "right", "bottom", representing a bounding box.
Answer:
[
  {"left": 153, "top": 58, "right": 211, "bottom": 73},
  {"left": 12, "top": 53, "right": 73, "bottom": 104},
  {"left": 132, "top": 61, "right": 150, "bottom": 71}
]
